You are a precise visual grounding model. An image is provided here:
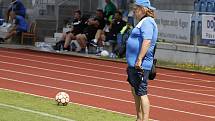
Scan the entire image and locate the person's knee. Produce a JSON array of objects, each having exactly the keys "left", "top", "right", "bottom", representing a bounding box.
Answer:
[
  {"left": 62, "top": 33, "right": 67, "bottom": 37},
  {"left": 69, "top": 33, "right": 76, "bottom": 40},
  {"left": 80, "top": 34, "right": 86, "bottom": 40},
  {"left": 65, "top": 35, "right": 71, "bottom": 40},
  {"left": 76, "top": 34, "right": 81, "bottom": 39},
  {"left": 11, "top": 31, "right": 17, "bottom": 35},
  {"left": 68, "top": 33, "right": 73, "bottom": 37},
  {"left": 101, "top": 34, "right": 105, "bottom": 41}
]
